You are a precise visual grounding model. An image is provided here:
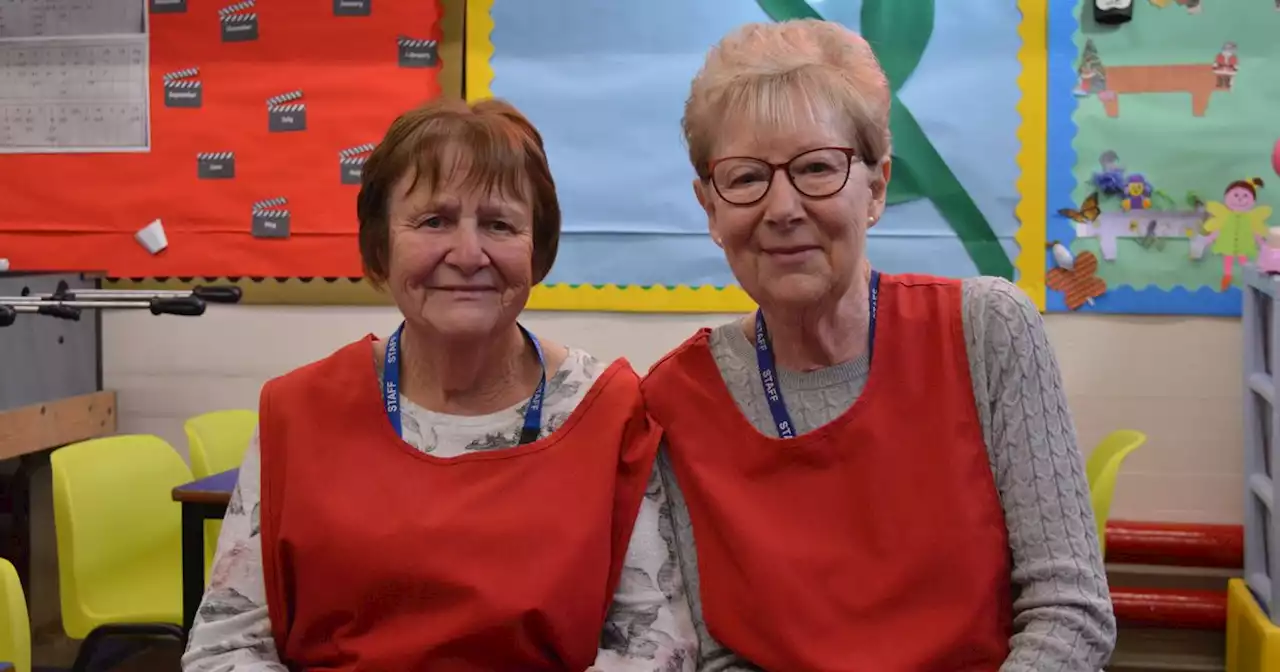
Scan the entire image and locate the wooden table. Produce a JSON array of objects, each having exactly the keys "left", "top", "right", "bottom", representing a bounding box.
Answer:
[
  {"left": 1100, "top": 64, "right": 1220, "bottom": 118},
  {"left": 0, "top": 390, "right": 116, "bottom": 604},
  {"left": 171, "top": 468, "right": 238, "bottom": 632}
]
